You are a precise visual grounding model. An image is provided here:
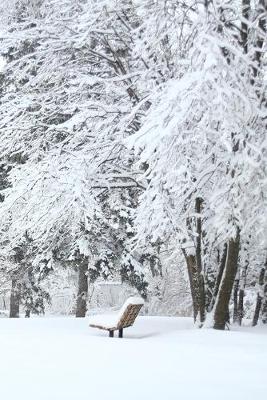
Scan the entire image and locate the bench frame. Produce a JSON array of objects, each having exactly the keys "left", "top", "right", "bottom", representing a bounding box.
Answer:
[{"left": 89, "top": 303, "right": 144, "bottom": 338}]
